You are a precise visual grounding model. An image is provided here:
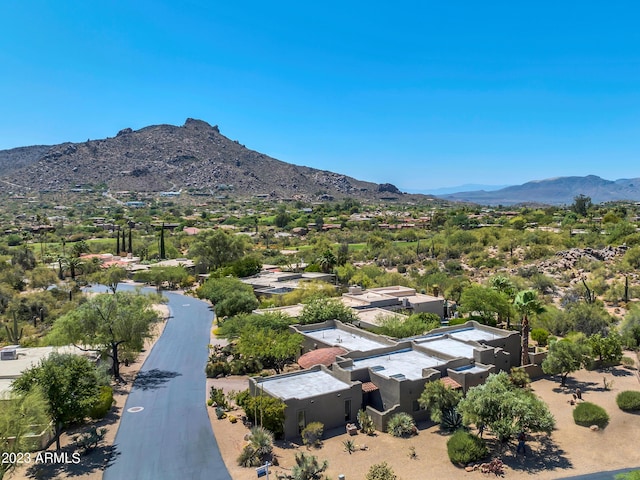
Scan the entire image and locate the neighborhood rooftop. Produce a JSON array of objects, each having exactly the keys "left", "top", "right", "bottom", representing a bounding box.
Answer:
[
  {"left": 303, "top": 326, "right": 390, "bottom": 352},
  {"left": 349, "top": 348, "right": 446, "bottom": 380},
  {"left": 259, "top": 368, "right": 352, "bottom": 400}
]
